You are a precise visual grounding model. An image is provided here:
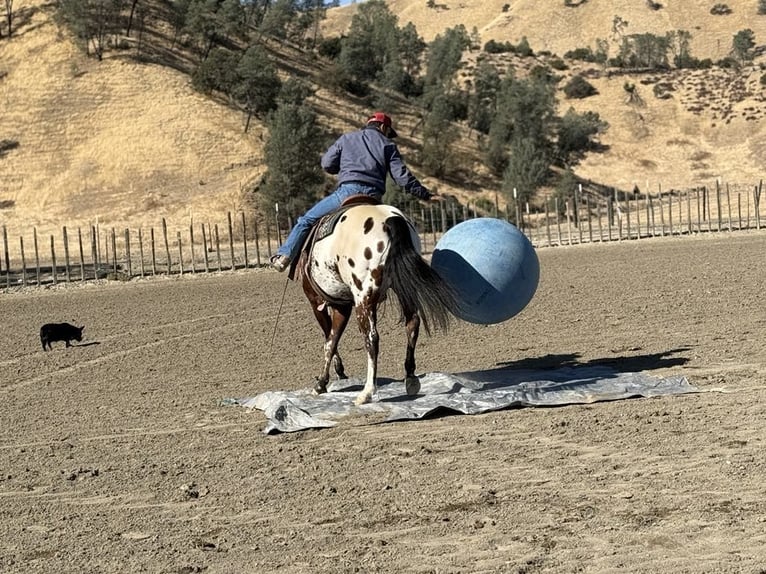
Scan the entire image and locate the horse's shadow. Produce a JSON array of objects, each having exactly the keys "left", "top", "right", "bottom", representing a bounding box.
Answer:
[{"left": 327, "top": 347, "right": 691, "bottom": 400}]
